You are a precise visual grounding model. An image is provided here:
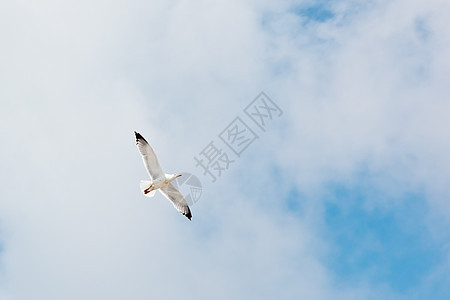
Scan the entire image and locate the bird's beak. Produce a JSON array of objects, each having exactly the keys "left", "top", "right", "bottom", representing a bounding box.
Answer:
[{"left": 177, "top": 174, "right": 182, "bottom": 177}]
